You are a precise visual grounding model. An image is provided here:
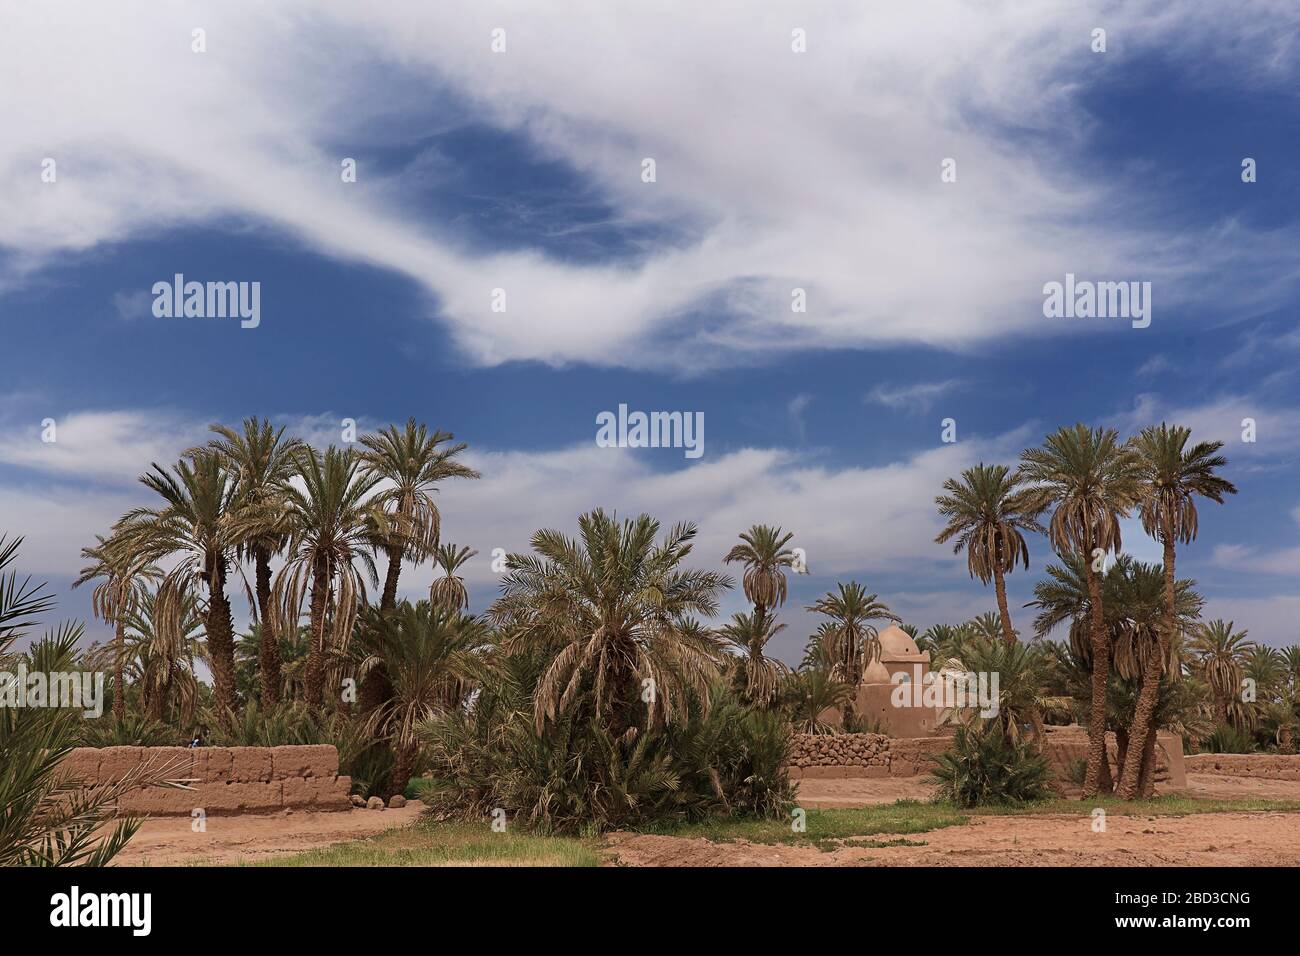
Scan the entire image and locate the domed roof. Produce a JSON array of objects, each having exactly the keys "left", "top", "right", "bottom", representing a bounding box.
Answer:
[
  {"left": 862, "top": 658, "right": 891, "bottom": 684},
  {"left": 878, "top": 624, "right": 922, "bottom": 658}
]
